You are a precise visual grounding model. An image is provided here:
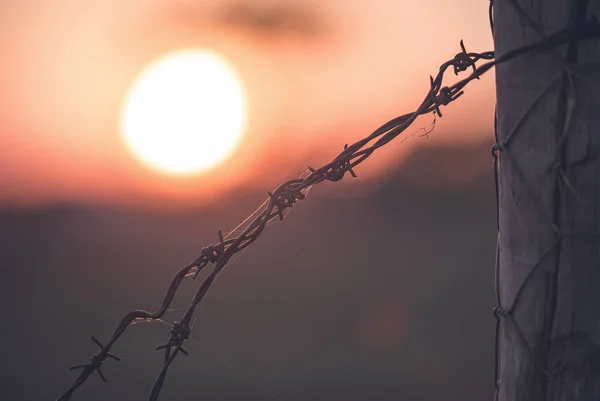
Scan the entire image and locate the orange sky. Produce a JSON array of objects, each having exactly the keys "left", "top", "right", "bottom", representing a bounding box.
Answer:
[{"left": 0, "top": 0, "right": 495, "bottom": 209}]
